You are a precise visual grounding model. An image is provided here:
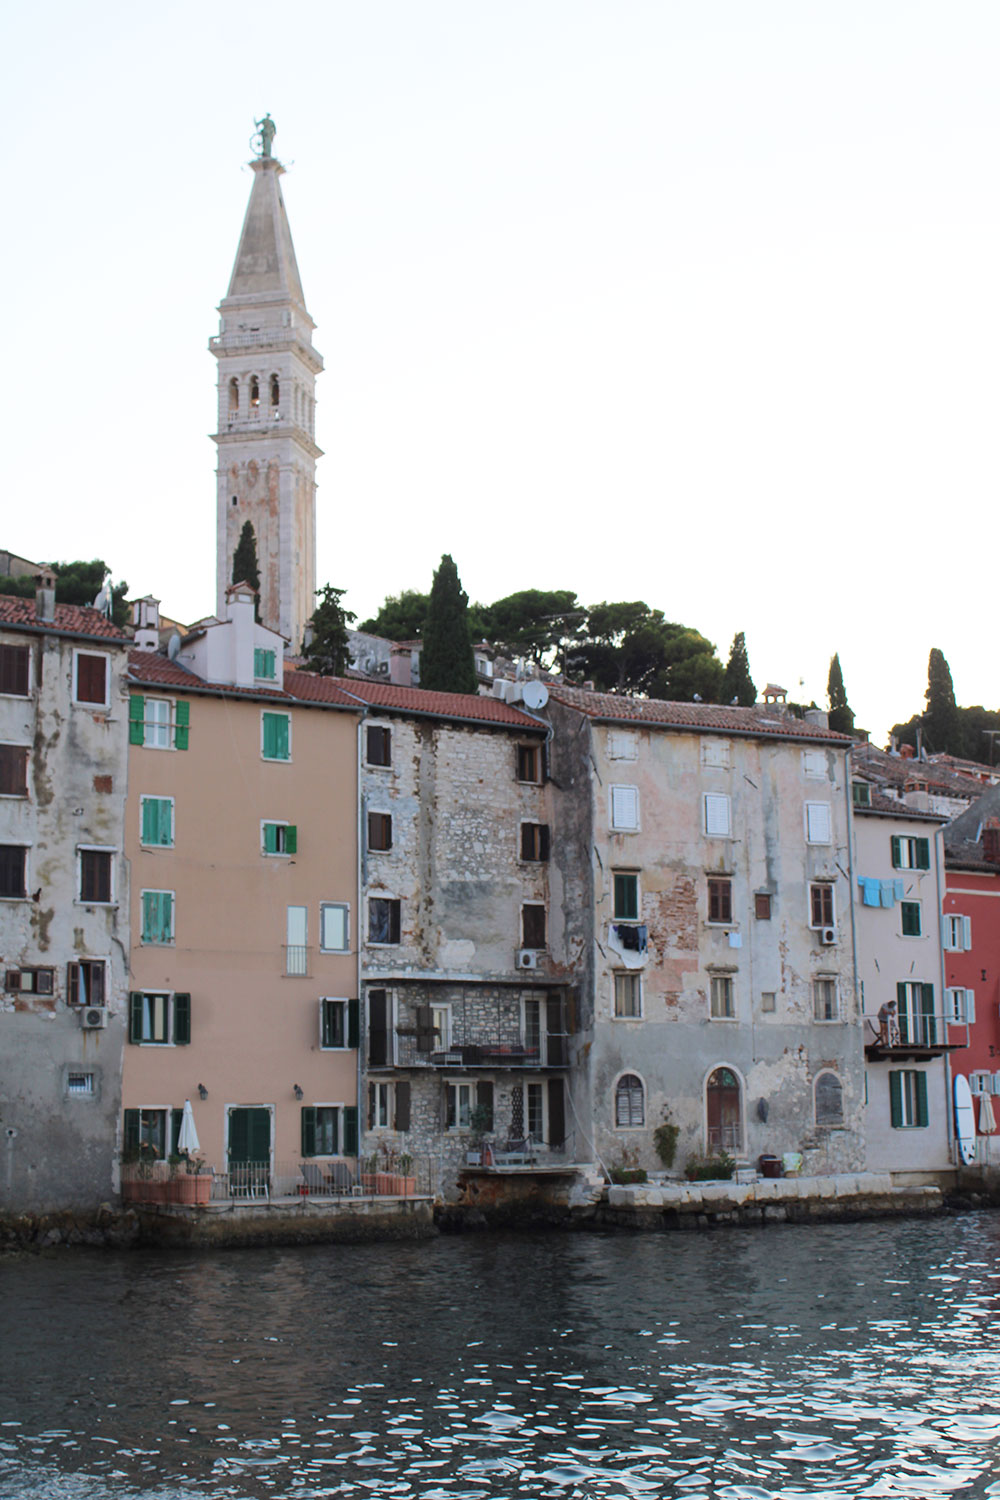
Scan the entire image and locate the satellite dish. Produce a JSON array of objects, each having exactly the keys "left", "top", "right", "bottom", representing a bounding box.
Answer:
[
  {"left": 522, "top": 681, "right": 549, "bottom": 711},
  {"left": 167, "top": 631, "right": 182, "bottom": 660}
]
